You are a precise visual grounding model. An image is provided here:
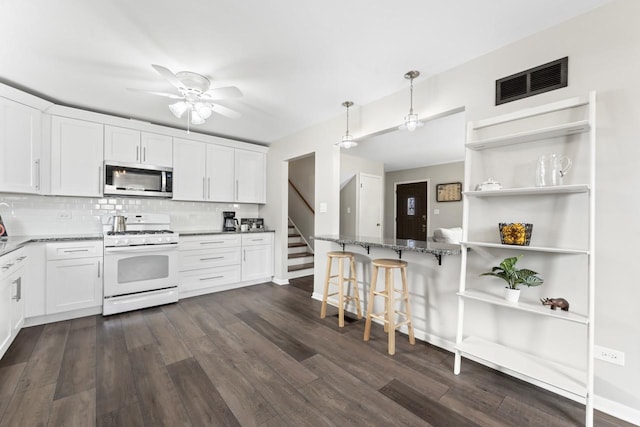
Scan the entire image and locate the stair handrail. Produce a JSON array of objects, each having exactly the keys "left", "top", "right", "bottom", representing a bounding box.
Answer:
[{"left": 288, "top": 179, "right": 315, "bottom": 214}]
